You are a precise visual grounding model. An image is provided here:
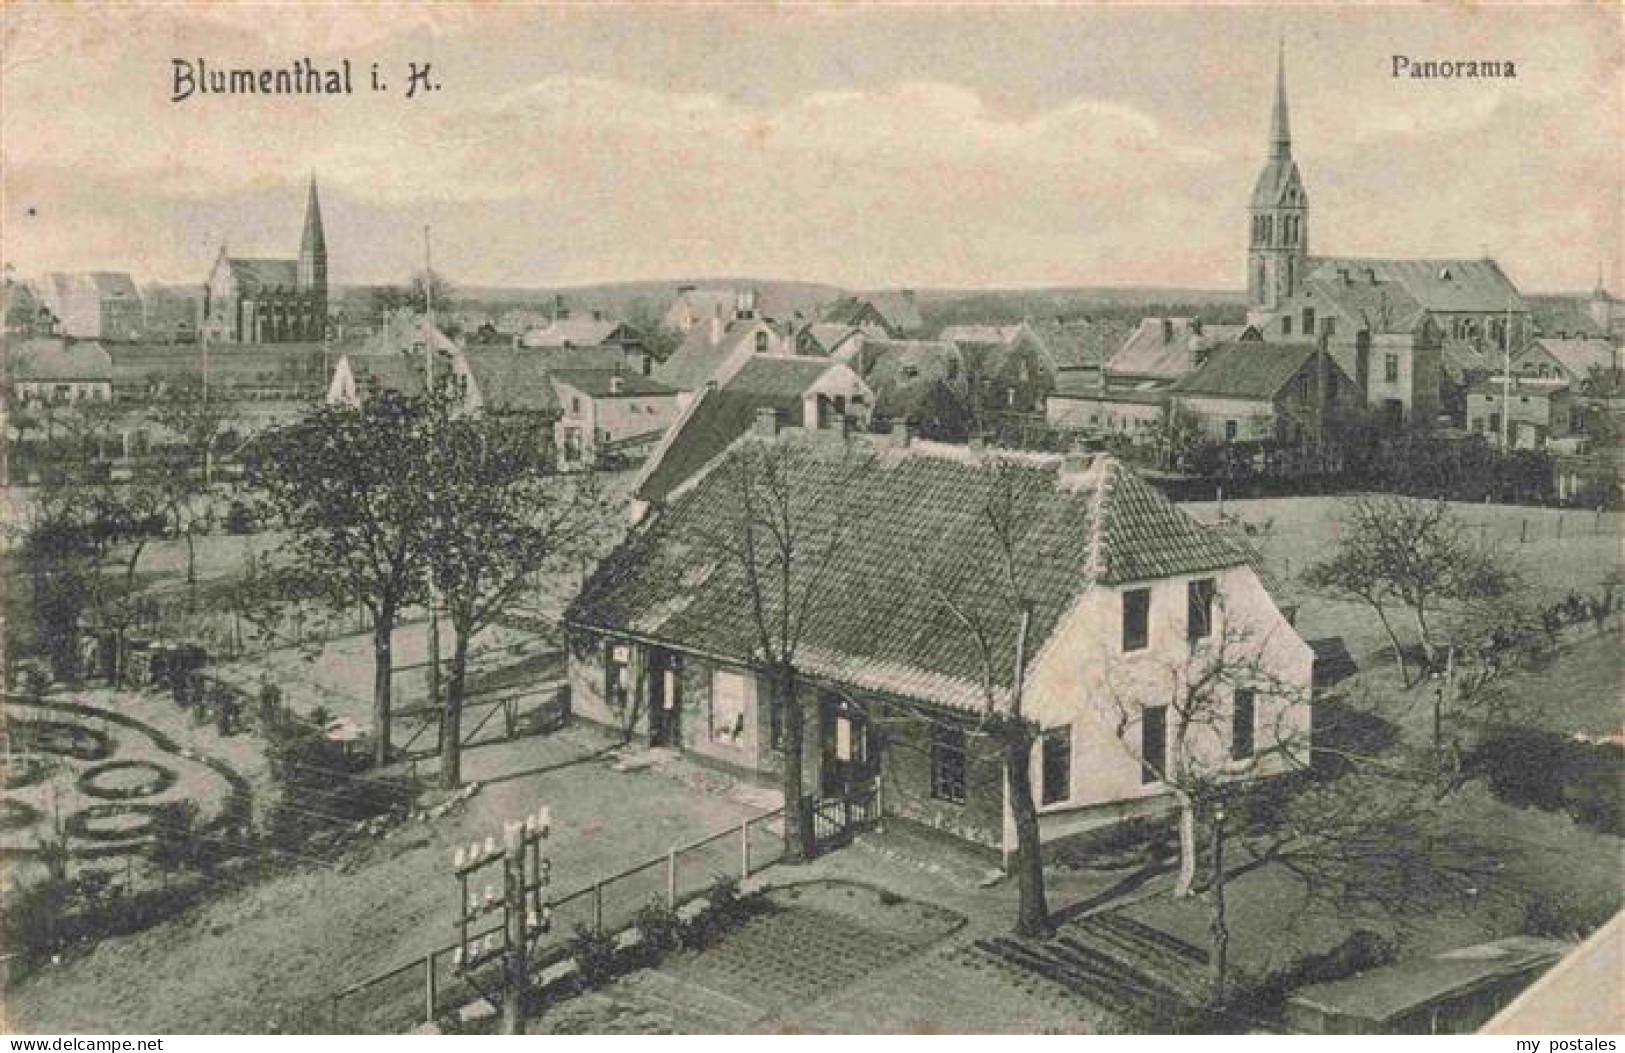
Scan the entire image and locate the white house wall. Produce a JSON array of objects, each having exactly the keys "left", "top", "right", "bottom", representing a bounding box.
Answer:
[{"left": 1021, "top": 563, "right": 1314, "bottom": 833}]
